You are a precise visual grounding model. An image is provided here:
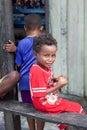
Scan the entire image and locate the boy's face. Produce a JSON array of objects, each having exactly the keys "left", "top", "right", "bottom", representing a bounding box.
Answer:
[{"left": 35, "top": 44, "right": 57, "bottom": 70}]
